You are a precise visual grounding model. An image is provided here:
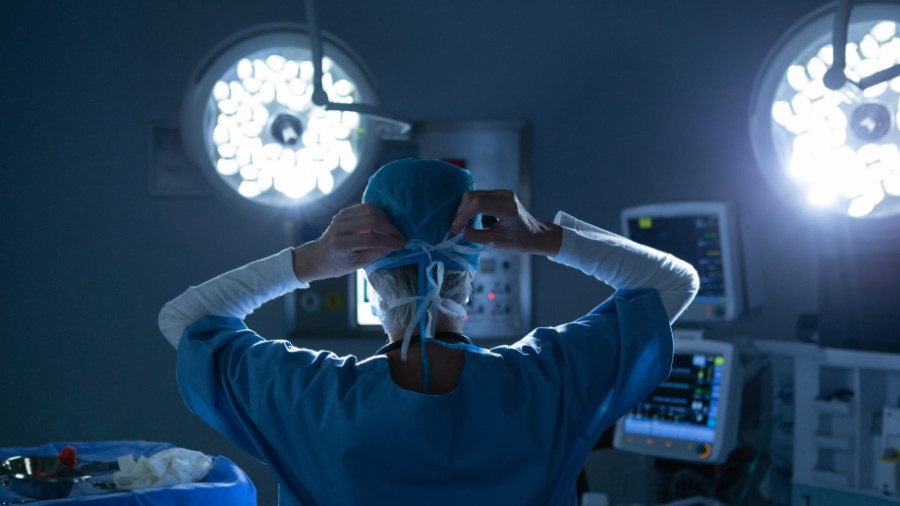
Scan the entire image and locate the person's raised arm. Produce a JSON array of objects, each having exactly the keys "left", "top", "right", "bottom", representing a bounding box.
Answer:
[
  {"left": 158, "top": 203, "right": 405, "bottom": 349},
  {"left": 451, "top": 190, "right": 699, "bottom": 323}
]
